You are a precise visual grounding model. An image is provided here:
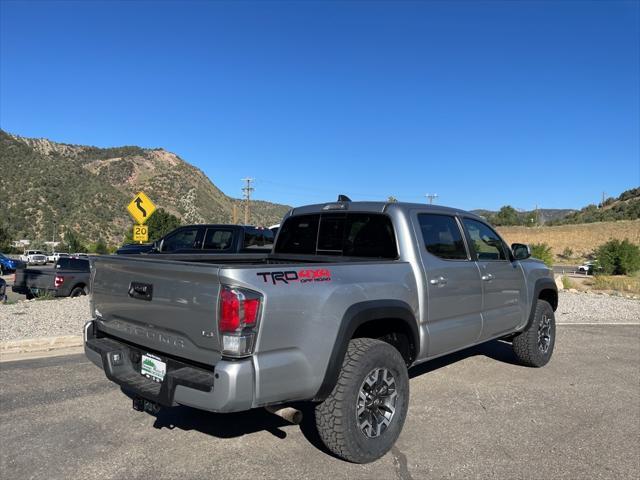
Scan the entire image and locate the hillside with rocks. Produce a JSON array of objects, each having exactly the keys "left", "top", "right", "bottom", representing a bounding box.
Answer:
[{"left": 0, "top": 130, "right": 289, "bottom": 245}]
